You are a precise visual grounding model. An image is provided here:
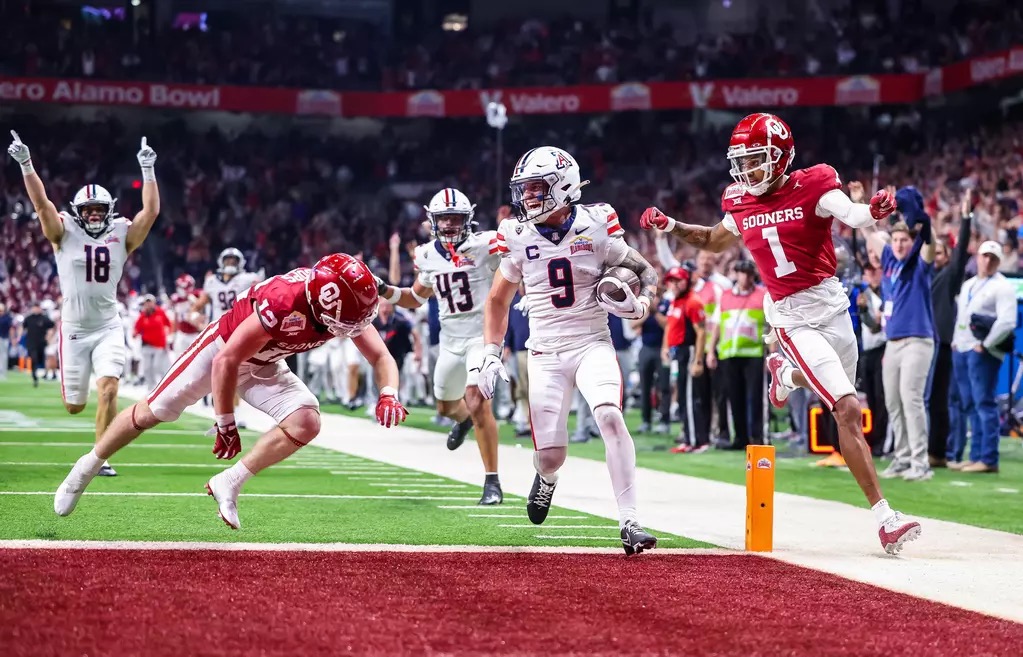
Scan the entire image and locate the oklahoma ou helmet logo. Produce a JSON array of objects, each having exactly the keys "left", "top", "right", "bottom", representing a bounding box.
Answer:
[{"left": 766, "top": 118, "right": 790, "bottom": 140}]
